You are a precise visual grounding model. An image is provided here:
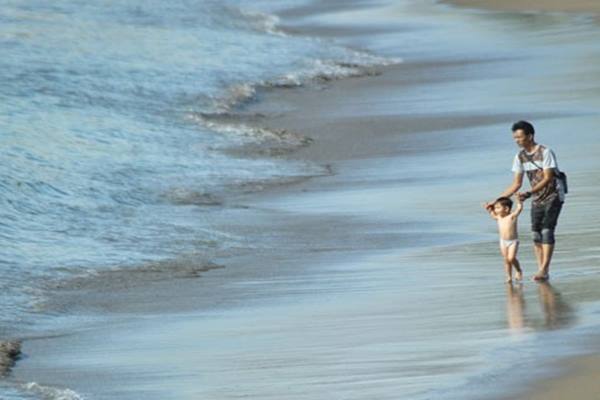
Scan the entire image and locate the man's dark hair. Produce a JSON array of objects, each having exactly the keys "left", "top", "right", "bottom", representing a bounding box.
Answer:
[
  {"left": 512, "top": 120, "right": 535, "bottom": 136},
  {"left": 495, "top": 196, "right": 513, "bottom": 210}
]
